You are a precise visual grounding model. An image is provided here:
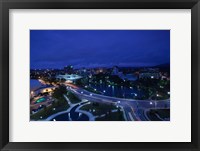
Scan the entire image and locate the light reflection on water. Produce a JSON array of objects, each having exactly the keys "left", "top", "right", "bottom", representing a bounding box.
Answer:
[{"left": 89, "top": 83, "right": 143, "bottom": 99}]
